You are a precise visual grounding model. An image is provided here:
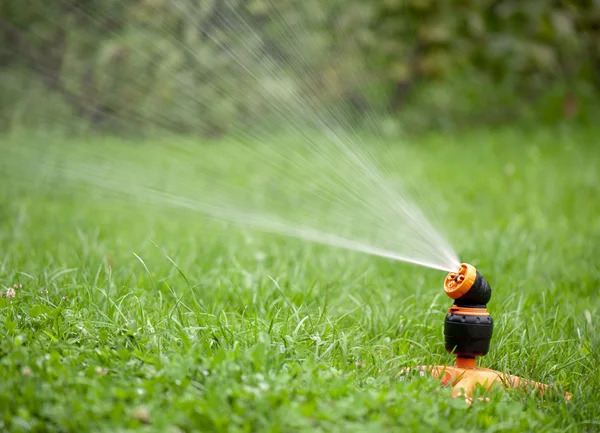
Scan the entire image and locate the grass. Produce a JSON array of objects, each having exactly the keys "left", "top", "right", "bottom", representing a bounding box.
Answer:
[{"left": 0, "top": 124, "right": 599, "bottom": 432}]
